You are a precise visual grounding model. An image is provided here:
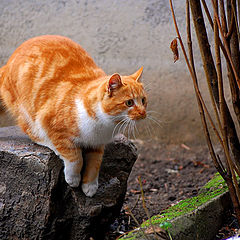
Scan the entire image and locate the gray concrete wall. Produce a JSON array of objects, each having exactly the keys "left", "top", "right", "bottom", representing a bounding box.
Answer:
[{"left": 0, "top": 0, "right": 217, "bottom": 143}]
